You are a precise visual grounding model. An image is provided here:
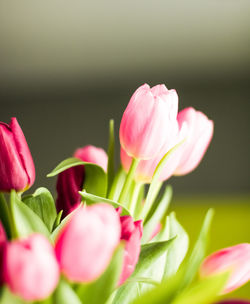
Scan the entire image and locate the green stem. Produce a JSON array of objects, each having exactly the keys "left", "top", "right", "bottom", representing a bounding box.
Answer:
[
  {"left": 140, "top": 181, "right": 162, "bottom": 221},
  {"left": 118, "top": 158, "right": 140, "bottom": 204},
  {"left": 128, "top": 182, "right": 142, "bottom": 217},
  {"left": 0, "top": 192, "right": 12, "bottom": 239}
]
